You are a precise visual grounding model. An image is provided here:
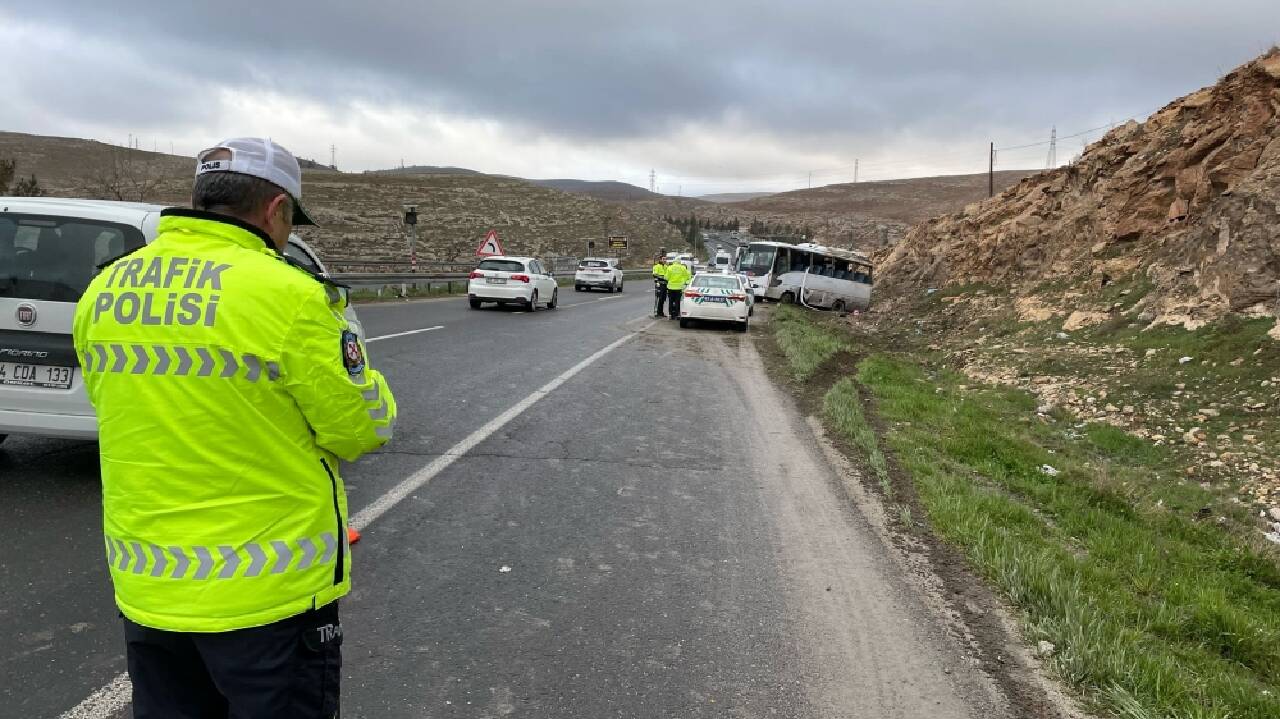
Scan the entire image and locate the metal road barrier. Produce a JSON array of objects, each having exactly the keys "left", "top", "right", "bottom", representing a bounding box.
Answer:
[{"left": 331, "top": 269, "right": 651, "bottom": 297}]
